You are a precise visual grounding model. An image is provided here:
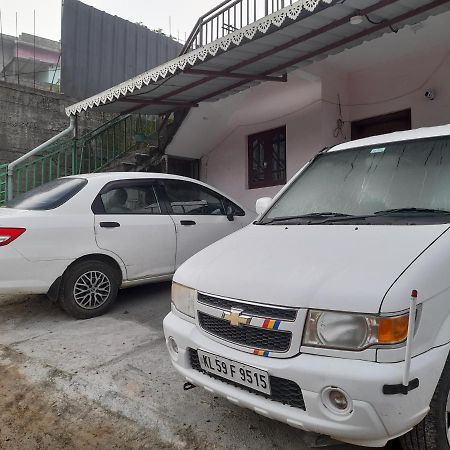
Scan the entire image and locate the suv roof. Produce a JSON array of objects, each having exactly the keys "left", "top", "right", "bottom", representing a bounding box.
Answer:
[{"left": 330, "top": 124, "right": 450, "bottom": 153}]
